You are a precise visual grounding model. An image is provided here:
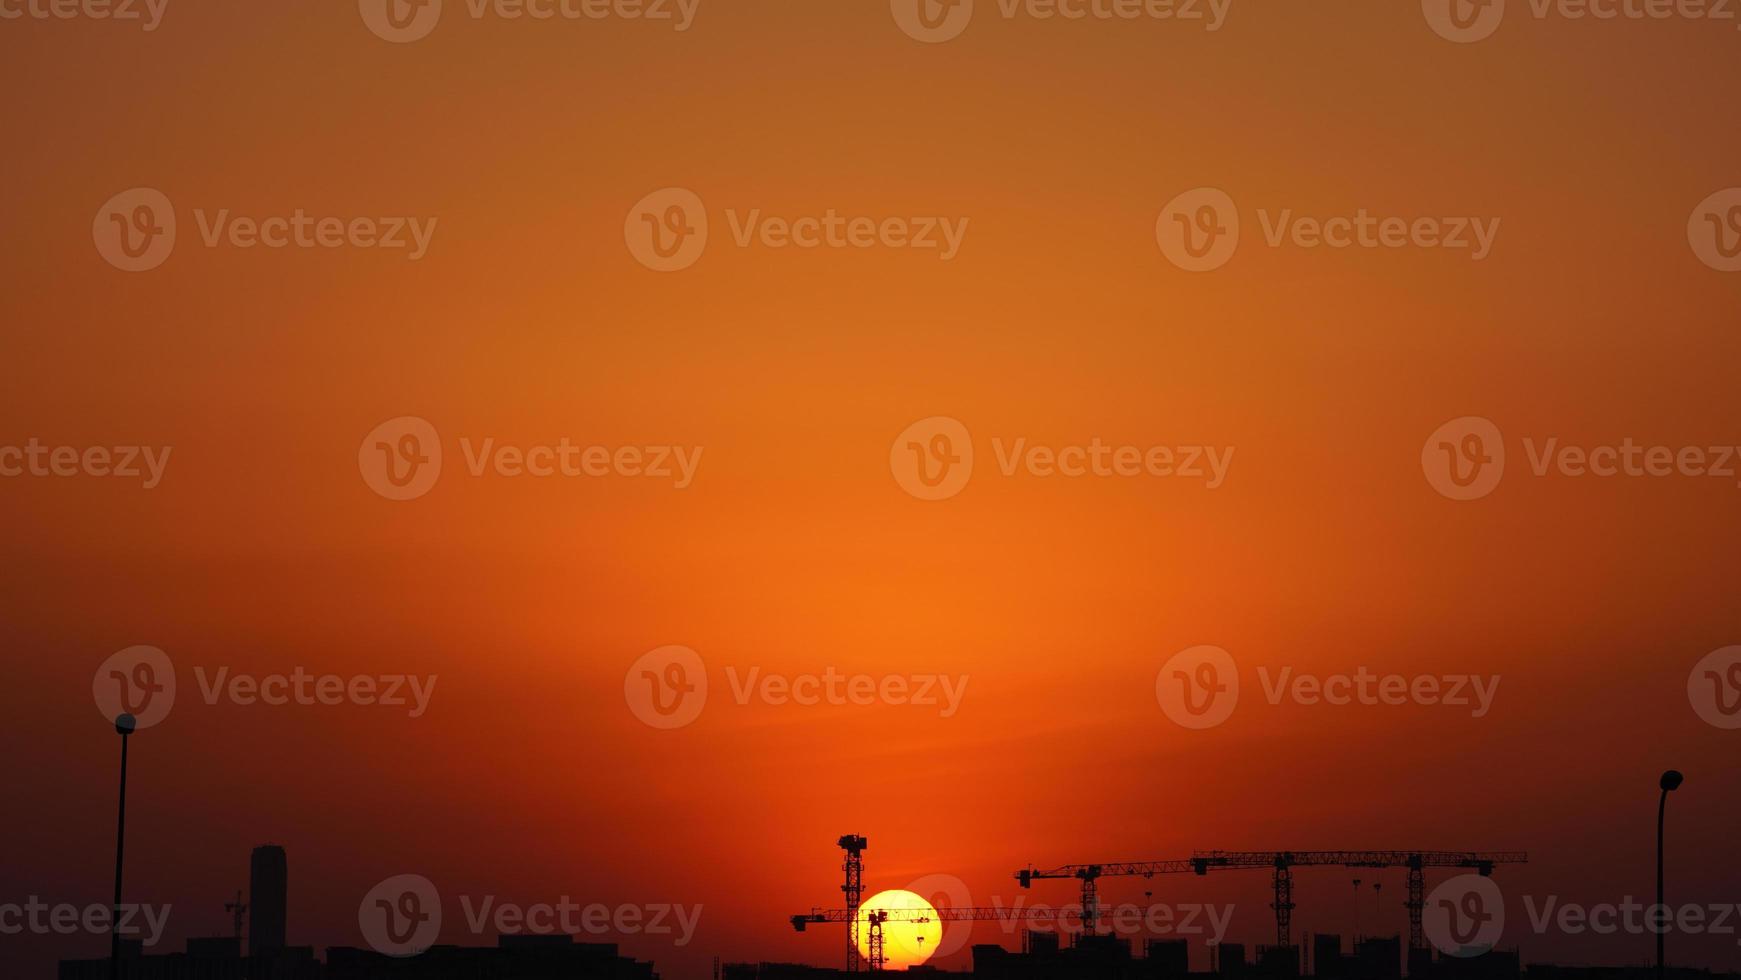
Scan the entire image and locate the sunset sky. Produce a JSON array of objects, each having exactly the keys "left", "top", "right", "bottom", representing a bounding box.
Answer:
[{"left": 3, "top": 2, "right": 1741, "bottom": 978}]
